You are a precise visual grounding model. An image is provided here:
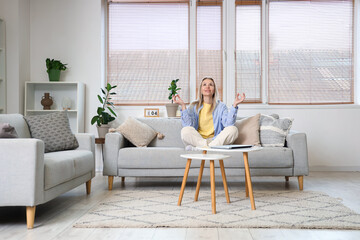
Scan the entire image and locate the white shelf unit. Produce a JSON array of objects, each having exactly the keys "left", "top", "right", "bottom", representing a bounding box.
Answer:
[
  {"left": 25, "top": 82, "right": 85, "bottom": 133},
  {"left": 0, "top": 18, "right": 6, "bottom": 113}
]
